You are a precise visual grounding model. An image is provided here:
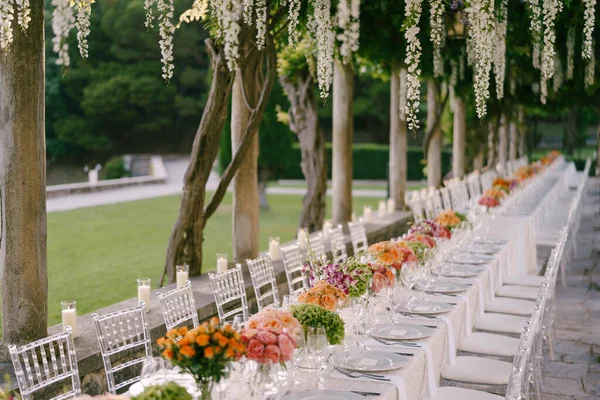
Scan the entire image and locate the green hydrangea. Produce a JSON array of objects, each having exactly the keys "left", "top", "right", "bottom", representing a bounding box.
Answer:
[
  {"left": 289, "top": 304, "right": 345, "bottom": 345},
  {"left": 133, "top": 382, "right": 192, "bottom": 400}
]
